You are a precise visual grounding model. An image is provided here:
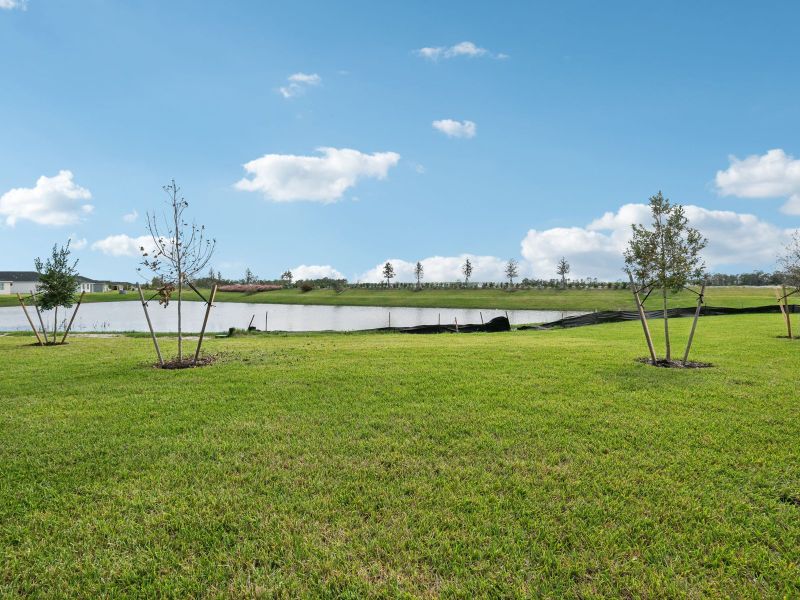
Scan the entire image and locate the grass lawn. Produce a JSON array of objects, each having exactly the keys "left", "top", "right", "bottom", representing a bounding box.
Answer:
[
  {"left": 0, "top": 285, "right": 787, "bottom": 311},
  {"left": 1, "top": 315, "right": 798, "bottom": 596}
]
